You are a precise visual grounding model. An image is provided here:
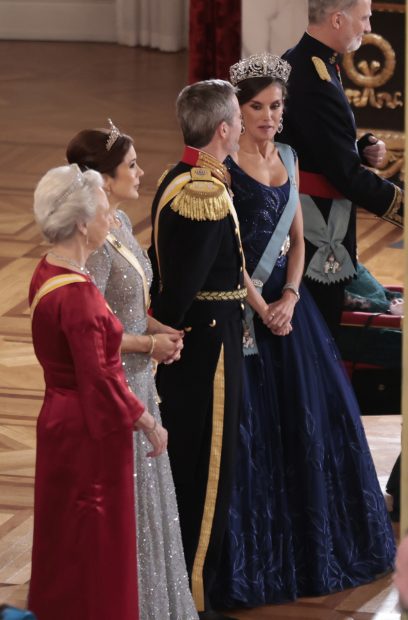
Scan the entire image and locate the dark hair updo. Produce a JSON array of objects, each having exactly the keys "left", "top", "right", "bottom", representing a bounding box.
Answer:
[
  {"left": 66, "top": 129, "right": 134, "bottom": 178},
  {"left": 236, "top": 76, "right": 287, "bottom": 106}
]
